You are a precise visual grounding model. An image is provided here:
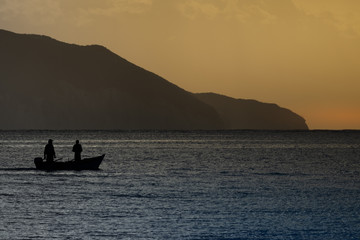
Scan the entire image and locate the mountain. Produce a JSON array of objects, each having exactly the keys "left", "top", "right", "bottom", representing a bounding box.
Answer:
[
  {"left": 0, "top": 29, "right": 308, "bottom": 130},
  {"left": 195, "top": 93, "right": 308, "bottom": 130},
  {"left": 0, "top": 29, "right": 224, "bottom": 130}
]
